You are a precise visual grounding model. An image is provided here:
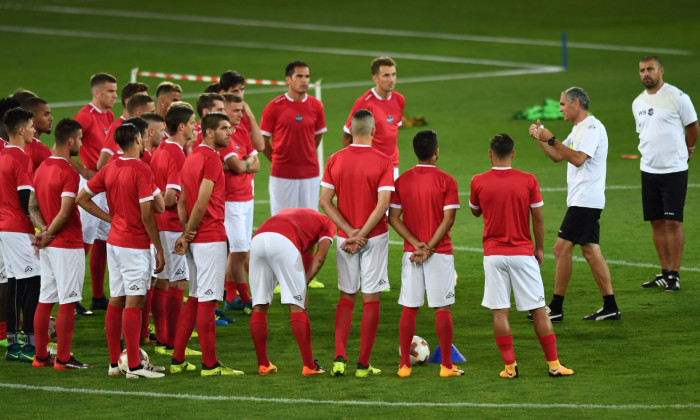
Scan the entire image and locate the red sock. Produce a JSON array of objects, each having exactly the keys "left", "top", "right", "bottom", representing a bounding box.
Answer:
[
  {"left": 151, "top": 288, "right": 168, "bottom": 344},
  {"left": 436, "top": 310, "right": 454, "bottom": 368},
  {"left": 197, "top": 301, "right": 217, "bottom": 368},
  {"left": 172, "top": 297, "right": 197, "bottom": 362},
  {"left": 334, "top": 298, "right": 354, "bottom": 360},
  {"left": 33, "top": 302, "right": 53, "bottom": 359},
  {"left": 399, "top": 307, "right": 418, "bottom": 368},
  {"left": 495, "top": 334, "right": 516, "bottom": 365},
  {"left": 291, "top": 312, "right": 314, "bottom": 368},
  {"left": 225, "top": 280, "right": 238, "bottom": 303},
  {"left": 105, "top": 304, "right": 123, "bottom": 365},
  {"left": 236, "top": 283, "right": 251, "bottom": 305},
  {"left": 140, "top": 287, "right": 154, "bottom": 339},
  {"left": 358, "top": 301, "right": 380, "bottom": 366},
  {"left": 0, "top": 321, "right": 6, "bottom": 340},
  {"left": 538, "top": 333, "right": 558, "bottom": 362},
  {"left": 89, "top": 240, "right": 107, "bottom": 299},
  {"left": 250, "top": 311, "right": 269, "bottom": 367},
  {"left": 302, "top": 250, "right": 313, "bottom": 273},
  {"left": 166, "top": 287, "right": 185, "bottom": 348},
  {"left": 123, "top": 307, "right": 142, "bottom": 370},
  {"left": 56, "top": 303, "right": 75, "bottom": 363}
]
